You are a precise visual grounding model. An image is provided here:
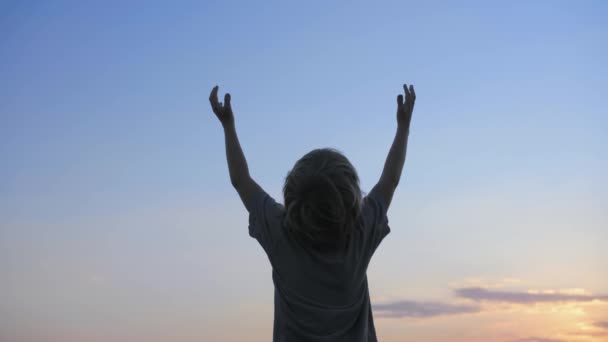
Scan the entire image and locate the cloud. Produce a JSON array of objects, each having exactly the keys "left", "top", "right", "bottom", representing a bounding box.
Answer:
[
  {"left": 373, "top": 300, "right": 480, "bottom": 318},
  {"left": 513, "top": 338, "right": 564, "bottom": 342},
  {"left": 594, "top": 321, "right": 608, "bottom": 329},
  {"left": 449, "top": 277, "right": 523, "bottom": 289},
  {"left": 455, "top": 287, "right": 608, "bottom": 304},
  {"left": 567, "top": 321, "right": 608, "bottom": 338},
  {"left": 568, "top": 330, "right": 608, "bottom": 338}
]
